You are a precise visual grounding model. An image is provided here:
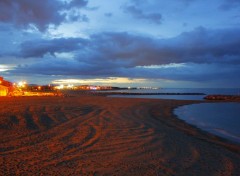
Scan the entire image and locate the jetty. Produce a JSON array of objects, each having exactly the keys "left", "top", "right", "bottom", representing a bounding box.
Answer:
[
  {"left": 204, "top": 95, "right": 240, "bottom": 101},
  {"left": 92, "top": 92, "right": 206, "bottom": 96}
]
